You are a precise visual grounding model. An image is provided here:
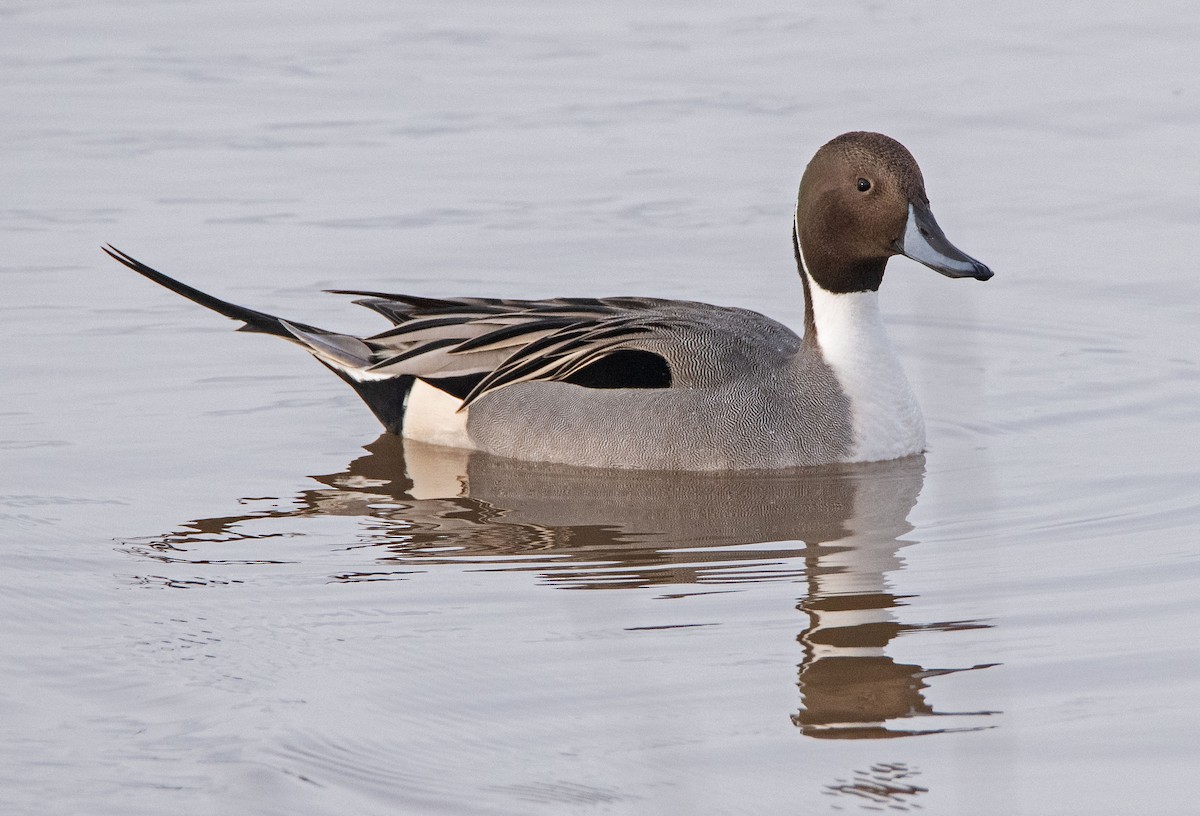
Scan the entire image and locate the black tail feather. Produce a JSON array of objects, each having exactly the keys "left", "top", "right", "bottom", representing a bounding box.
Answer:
[{"left": 102, "top": 244, "right": 303, "bottom": 338}]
